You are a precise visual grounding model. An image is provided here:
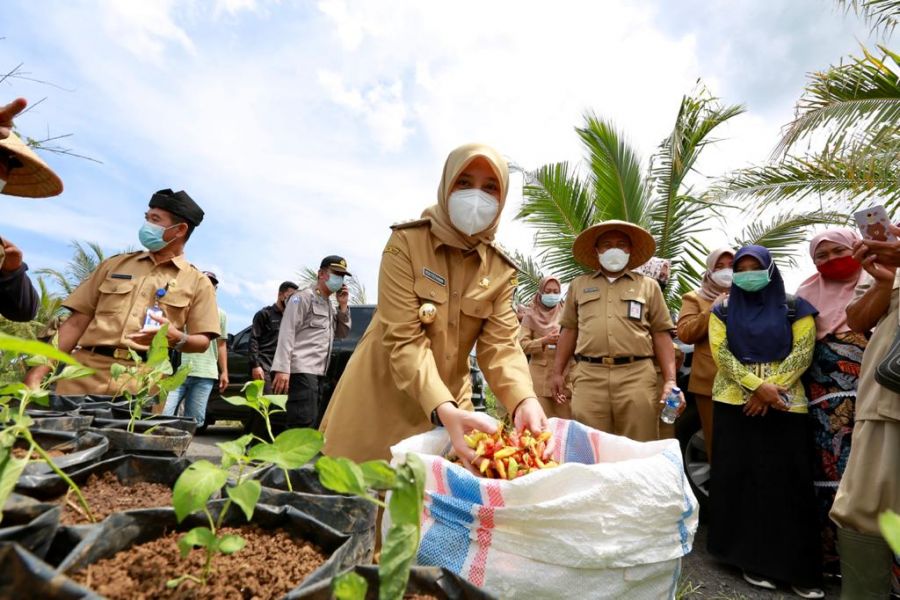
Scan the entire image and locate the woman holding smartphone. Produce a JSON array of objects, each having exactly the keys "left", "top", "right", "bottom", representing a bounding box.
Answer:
[{"left": 706, "top": 245, "right": 824, "bottom": 599}]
